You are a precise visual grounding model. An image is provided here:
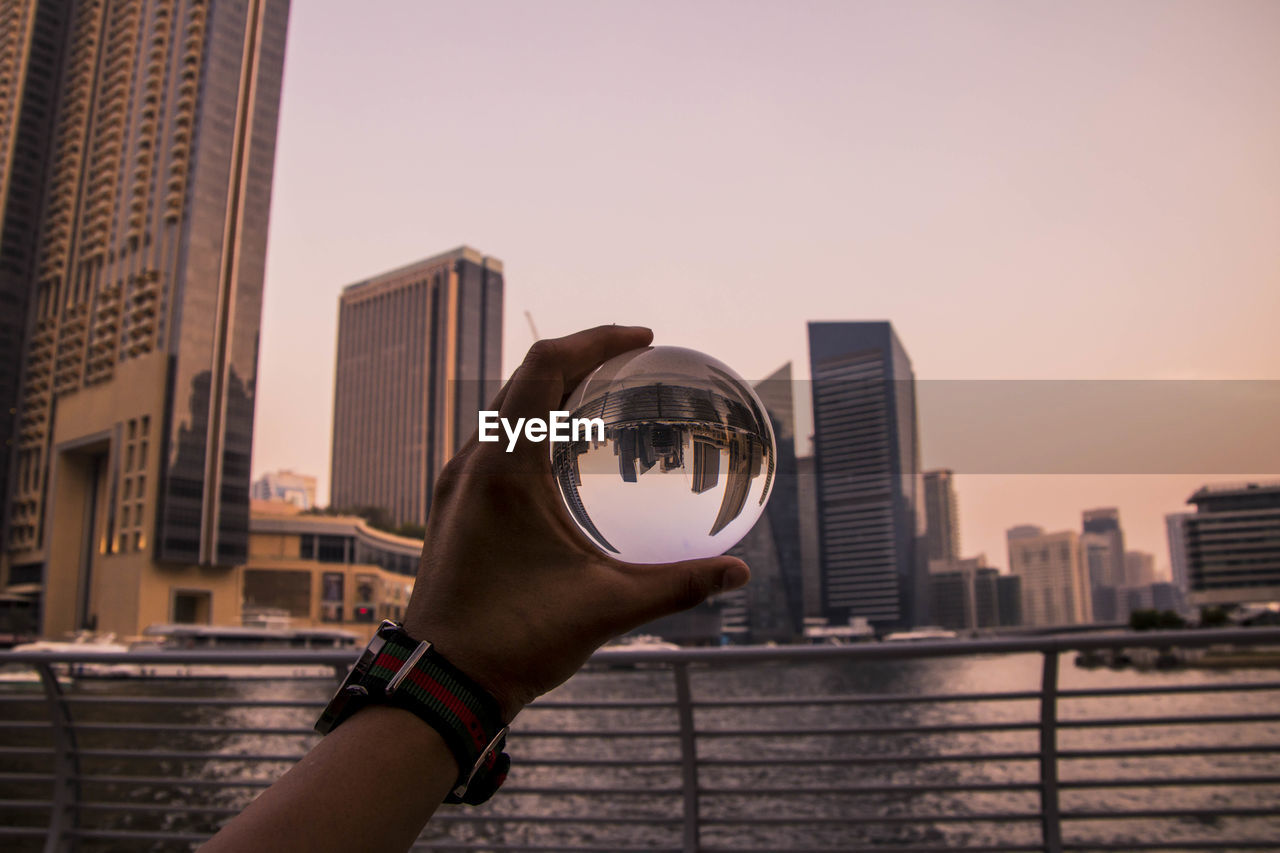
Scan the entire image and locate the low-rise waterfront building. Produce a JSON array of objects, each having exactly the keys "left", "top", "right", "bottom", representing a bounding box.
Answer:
[{"left": 245, "top": 502, "right": 421, "bottom": 643}]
